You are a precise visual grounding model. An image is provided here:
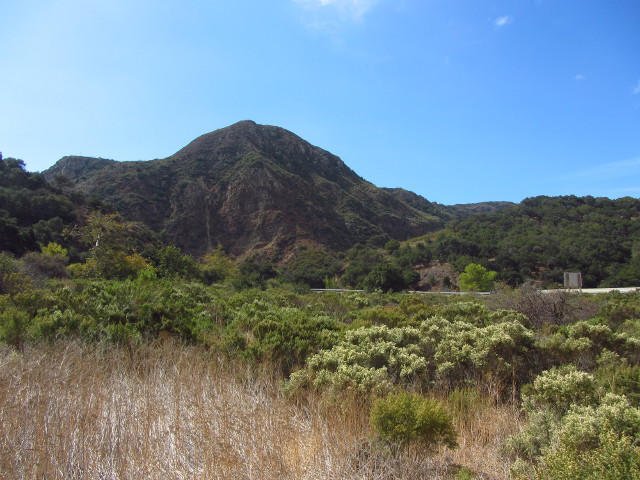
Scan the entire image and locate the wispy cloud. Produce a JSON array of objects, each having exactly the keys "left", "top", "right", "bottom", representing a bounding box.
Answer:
[
  {"left": 548, "top": 157, "right": 640, "bottom": 199},
  {"left": 574, "top": 74, "right": 586, "bottom": 81},
  {"left": 494, "top": 15, "right": 513, "bottom": 28},
  {"left": 294, "top": 0, "right": 382, "bottom": 22},
  {"left": 553, "top": 157, "right": 640, "bottom": 184},
  {"left": 633, "top": 79, "right": 640, "bottom": 95}
]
